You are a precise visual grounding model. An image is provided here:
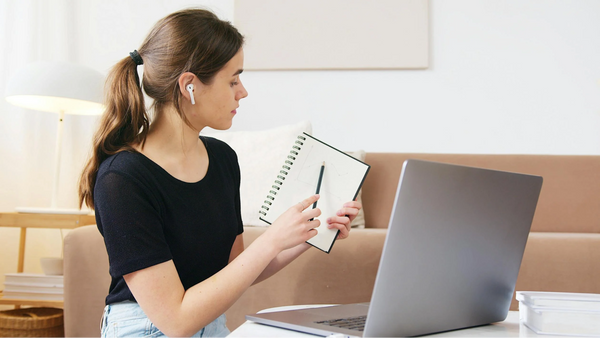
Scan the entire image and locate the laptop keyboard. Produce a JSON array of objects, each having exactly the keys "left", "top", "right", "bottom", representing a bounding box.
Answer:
[{"left": 315, "top": 315, "right": 367, "bottom": 332}]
